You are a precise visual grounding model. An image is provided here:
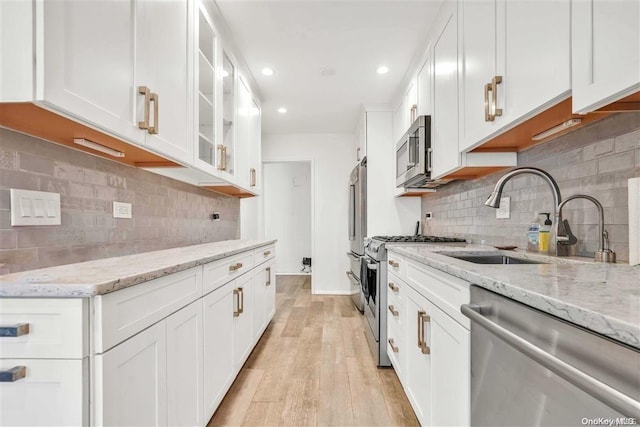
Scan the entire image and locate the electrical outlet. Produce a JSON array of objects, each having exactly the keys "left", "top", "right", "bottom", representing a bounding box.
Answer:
[
  {"left": 210, "top": 212, "right": 221, "bottom": 221},
  {"left": 113, "top": 201, "right": 132, "bottom": 219},
  {"left": 496, "top": 196, "right": 510, "bottom": 219},
  {"left": 425, "top": 212, "right": 433, "bottom": 220}
]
